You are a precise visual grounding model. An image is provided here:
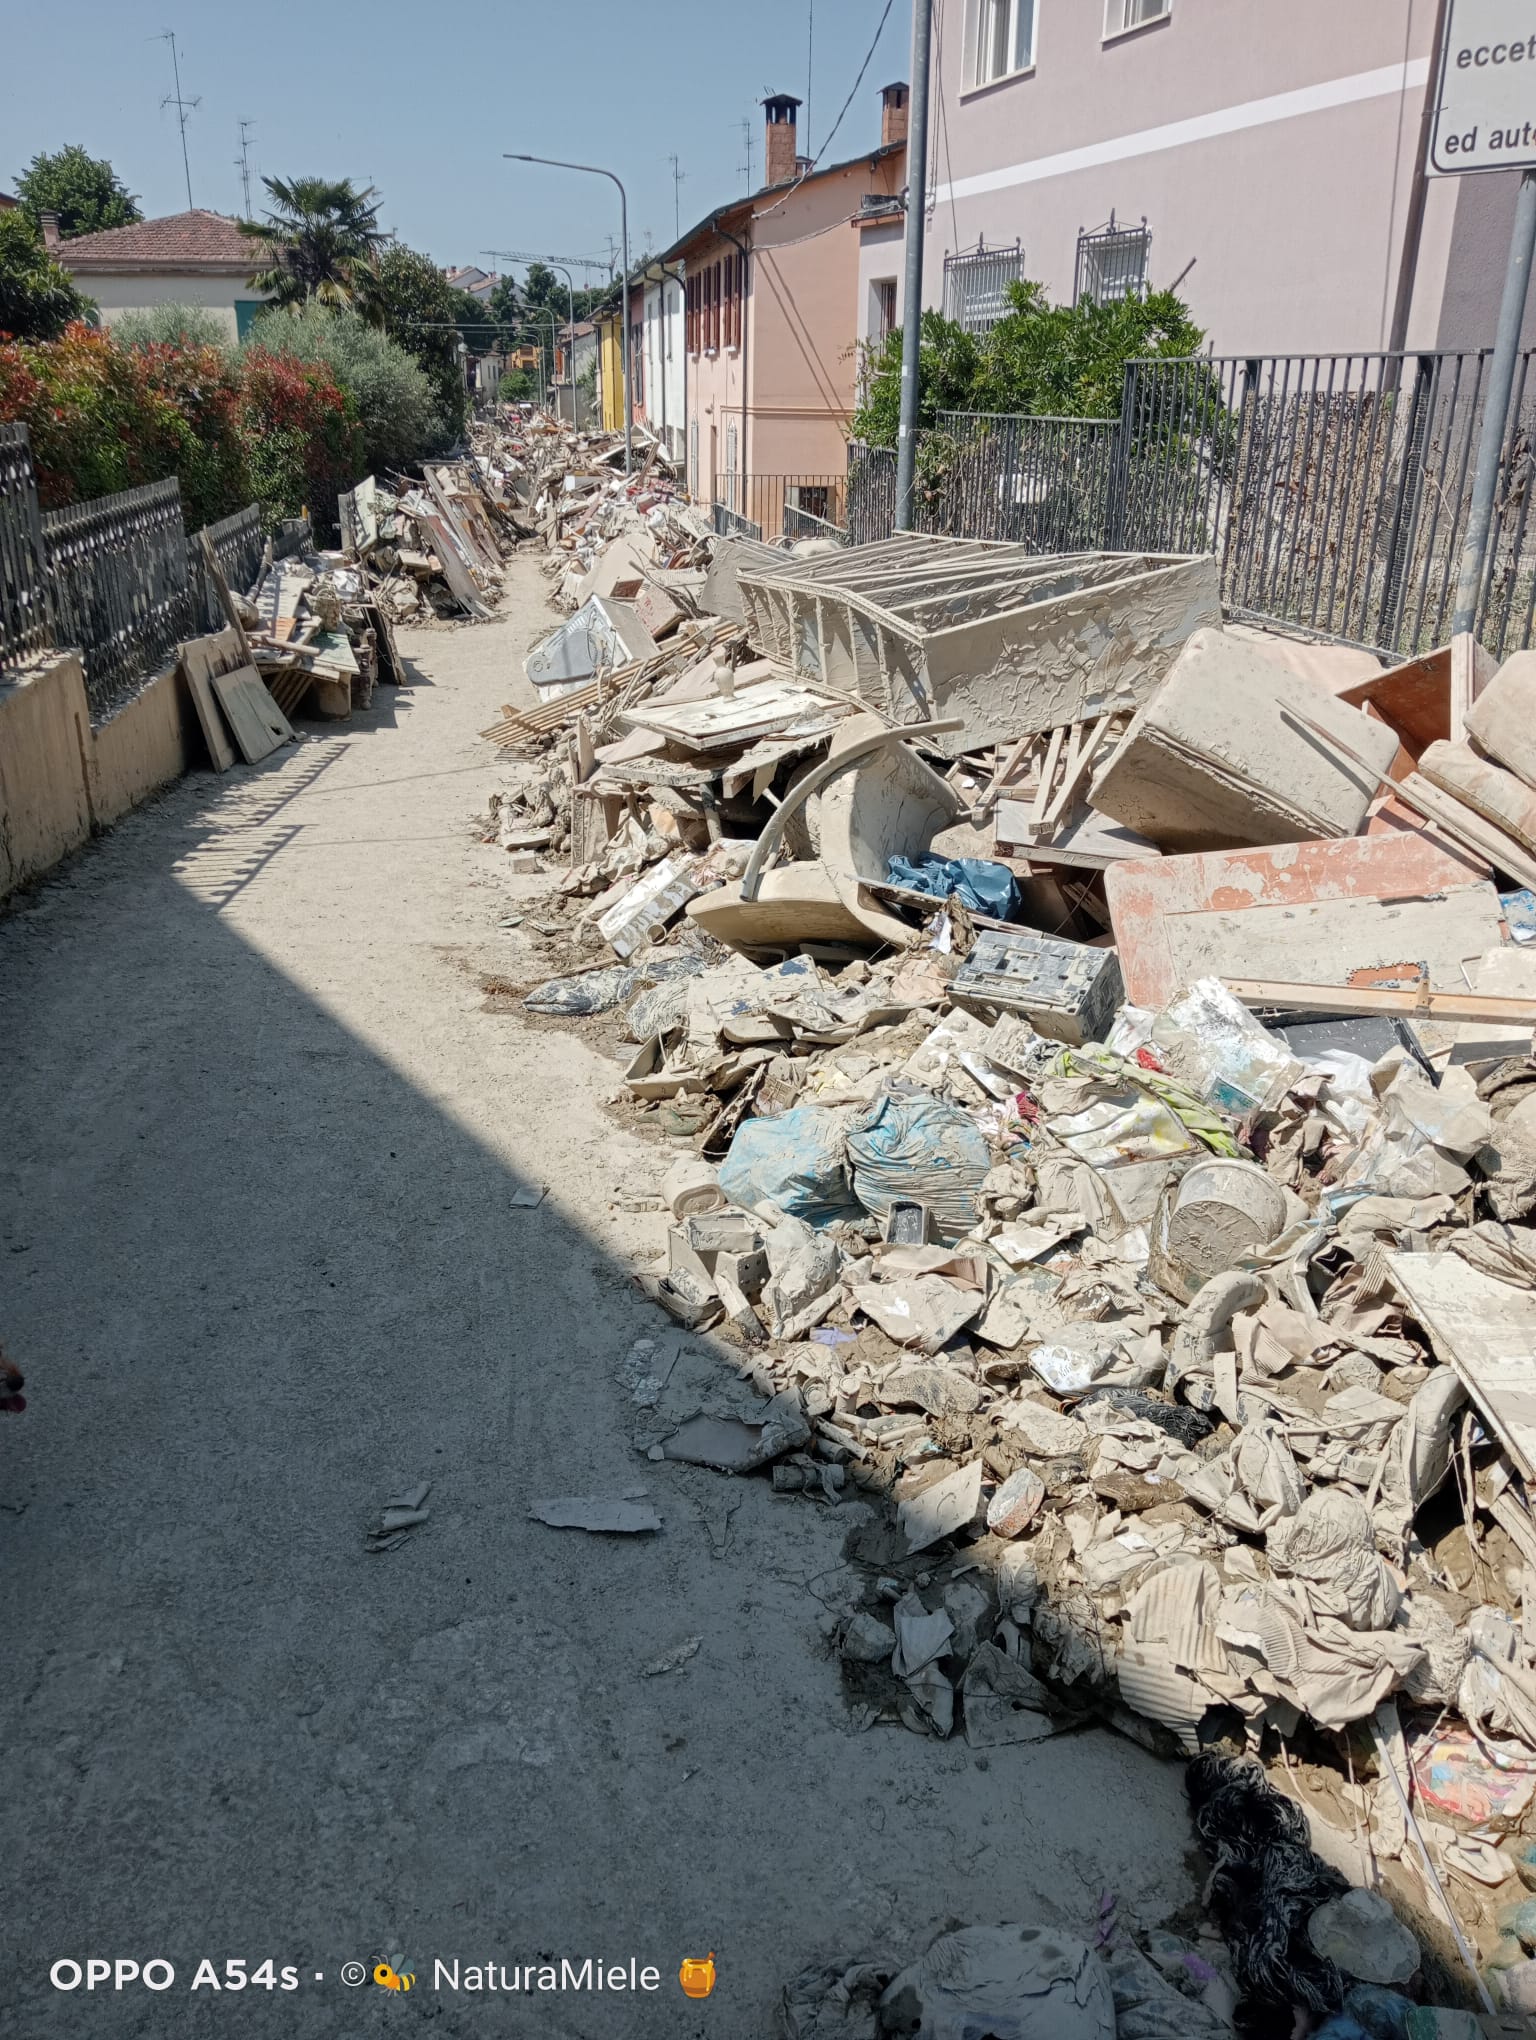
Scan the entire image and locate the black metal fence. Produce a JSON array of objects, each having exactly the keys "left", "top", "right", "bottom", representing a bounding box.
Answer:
[
  {"left": 712, "top": 473, "right": 847, "bottom": 545},
  {"left": 0, "top": 424, "right": 52, "bottom": 667},
  {"left": 846, "top": 346, "right": 1536, "bottom": 661},
  {"left": 187, "top": 501, "right": 265, "bottom": 636},
  {"left": 42, "top": 479, "right": 195, "bottom": 719}
]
